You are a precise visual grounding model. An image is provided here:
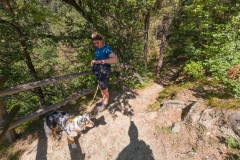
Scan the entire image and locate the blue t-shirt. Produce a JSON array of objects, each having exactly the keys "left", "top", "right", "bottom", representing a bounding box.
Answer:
[{"left": 95, "top": 44, "right": 113, "bottom": 61}]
